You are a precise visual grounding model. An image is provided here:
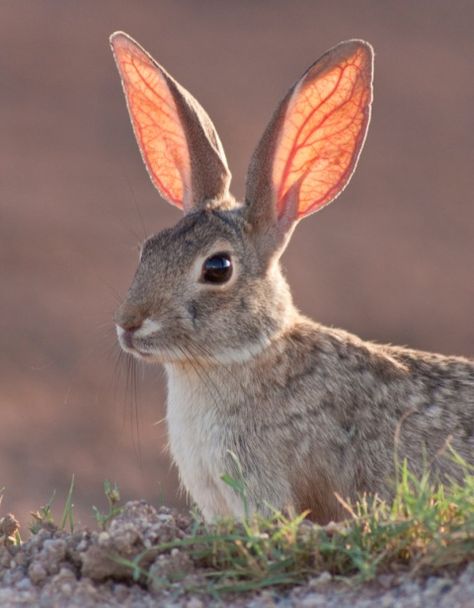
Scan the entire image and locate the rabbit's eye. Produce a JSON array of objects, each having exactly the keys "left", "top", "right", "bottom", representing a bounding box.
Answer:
[{"left": 202, "top": 253, "right": 232, "bottom": 284}]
